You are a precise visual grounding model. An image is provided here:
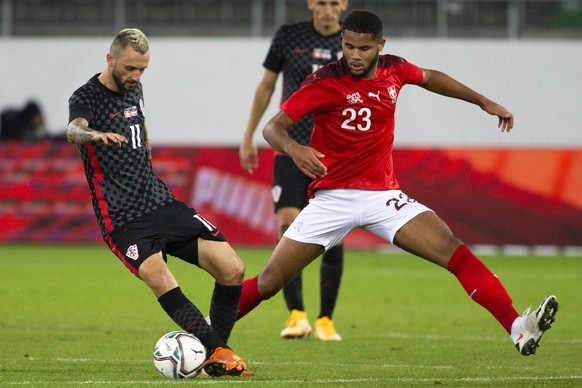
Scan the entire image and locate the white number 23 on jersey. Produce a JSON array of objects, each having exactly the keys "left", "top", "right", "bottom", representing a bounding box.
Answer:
[{"left": 341, "top": 107, "right": 371, "bottom": 131}]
